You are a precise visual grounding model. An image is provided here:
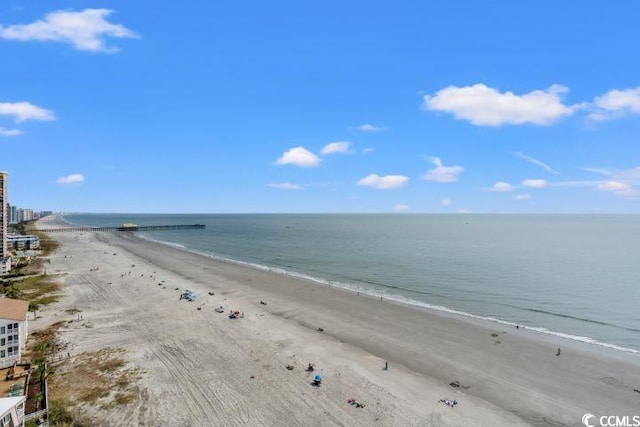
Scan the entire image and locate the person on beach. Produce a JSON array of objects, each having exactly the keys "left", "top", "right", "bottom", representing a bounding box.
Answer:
[{"left": 385, "top": 361, "right": 388, "bottom": 370}]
